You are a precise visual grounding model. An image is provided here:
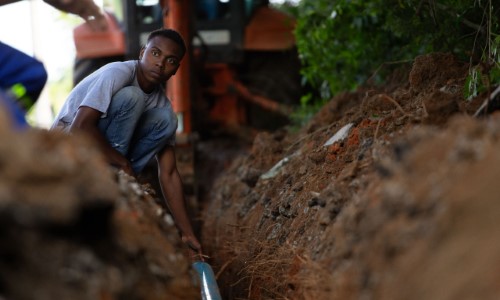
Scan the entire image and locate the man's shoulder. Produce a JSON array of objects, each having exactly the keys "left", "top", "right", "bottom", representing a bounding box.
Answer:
[
  {"left": 88, "top": 60, "right": 137, "bottom": 83},
  {"left": 103, "top": 60, "right": 136, "bottom": 72}
]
